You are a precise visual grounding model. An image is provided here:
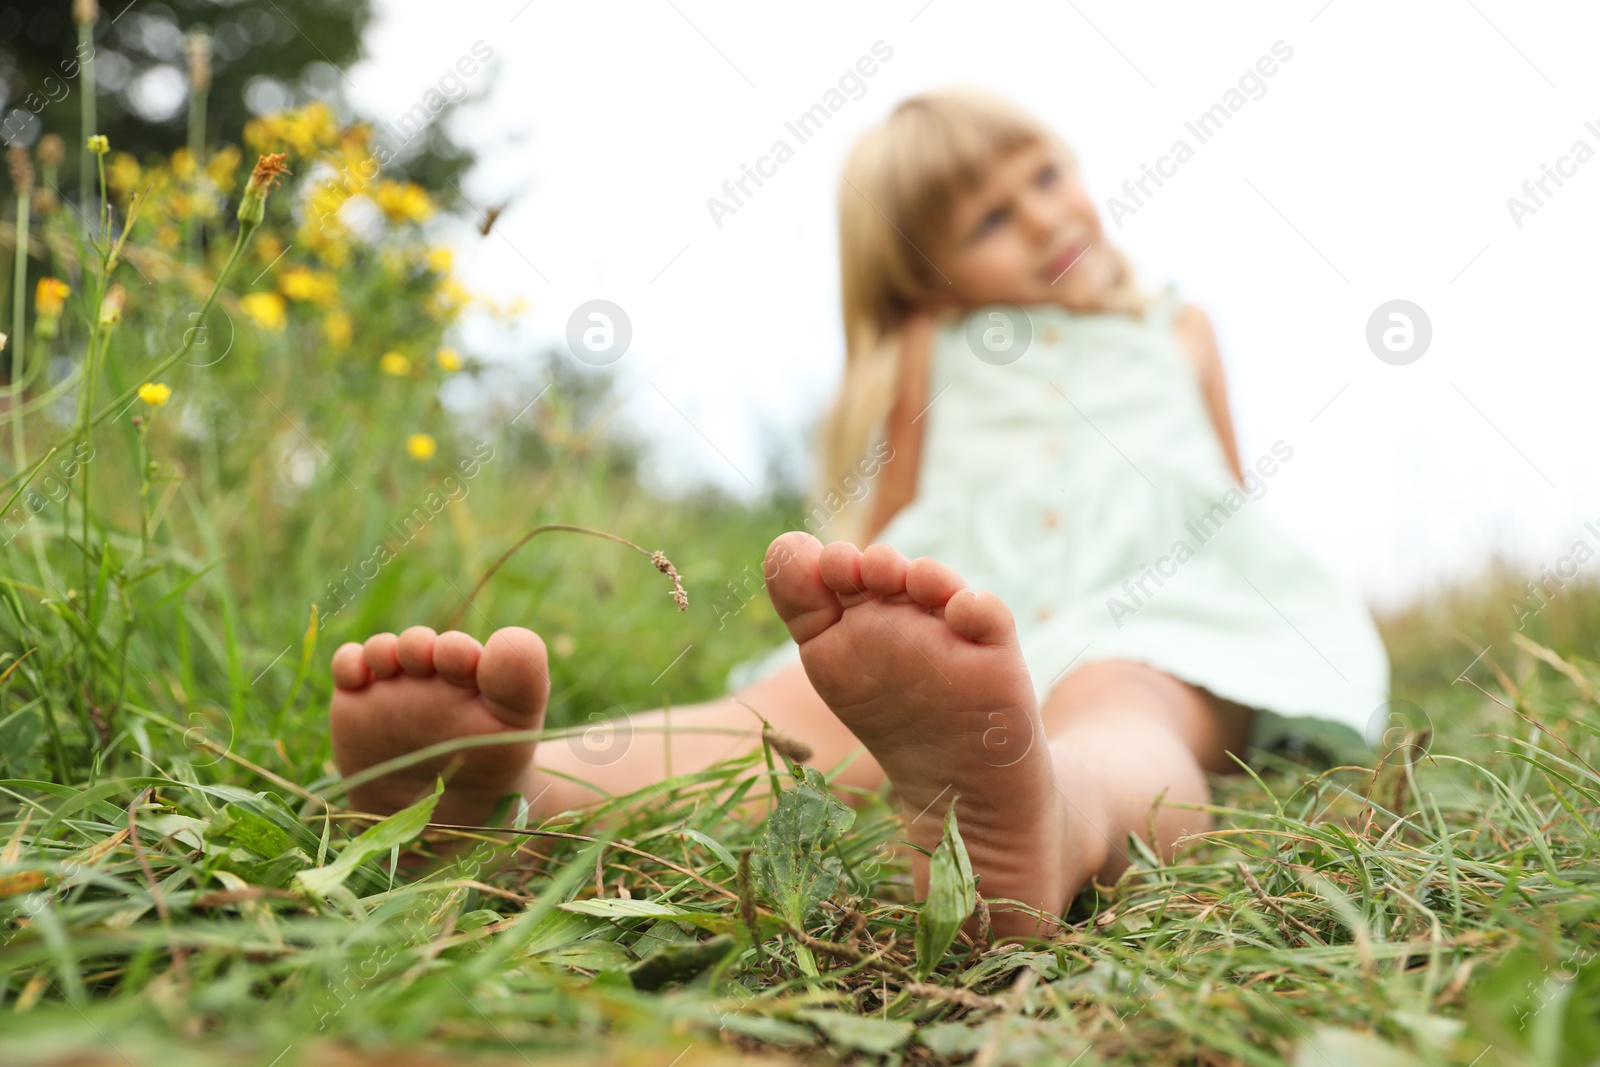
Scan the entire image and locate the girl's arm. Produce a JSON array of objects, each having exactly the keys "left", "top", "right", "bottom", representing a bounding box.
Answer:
[
  {"left": 861, "top": 312, "right": 934, "bottom": 544},
  {"left": 1174, "top": 304, "right": 1244, "bottom": 483}
]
